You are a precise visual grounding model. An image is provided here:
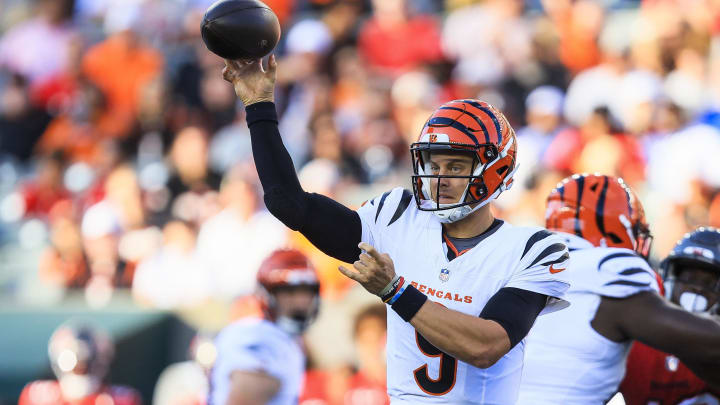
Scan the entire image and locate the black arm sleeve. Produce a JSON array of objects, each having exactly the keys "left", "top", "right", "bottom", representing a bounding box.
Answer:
[
  {"left": 246, "top": 102, "right": 362, "bottom": 263},
  {"left": 479, "top": 287, "right": 548, "bottom": 348}
]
